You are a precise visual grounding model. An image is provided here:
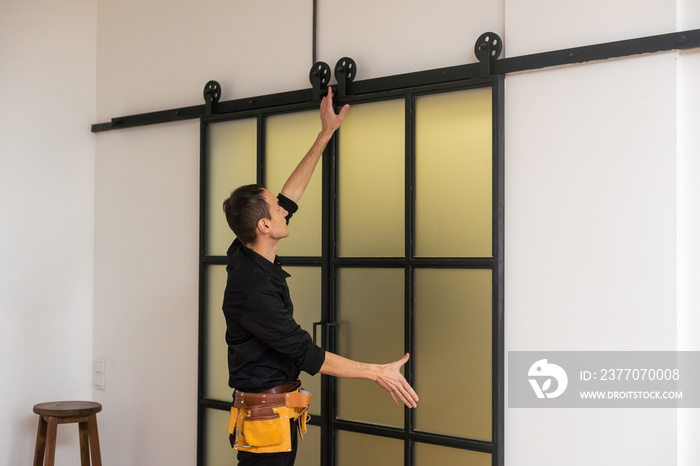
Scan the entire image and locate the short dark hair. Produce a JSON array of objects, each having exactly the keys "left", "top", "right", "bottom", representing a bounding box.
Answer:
[{"left": 222, "top": 184, "right": 270, "bottom": 245}]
